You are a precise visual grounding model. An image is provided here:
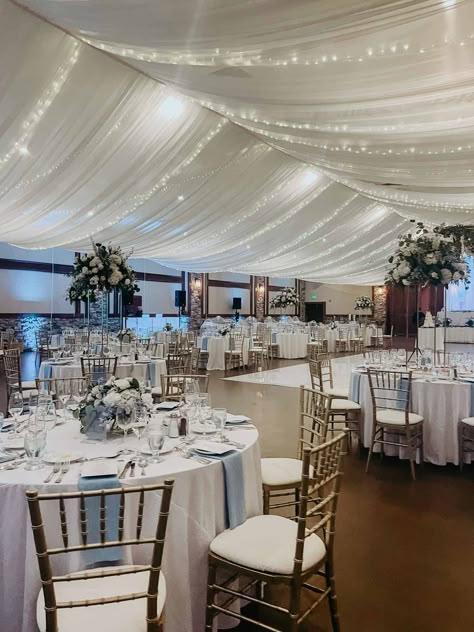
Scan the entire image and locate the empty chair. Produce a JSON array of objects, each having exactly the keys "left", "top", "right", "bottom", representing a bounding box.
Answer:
[
  {"left": 458, "top": 418, "right": 474, "bottom": 470},
  {"left": 206, "top": 432, "right": 347, "bottom": 632},
  {"left": 3, "top": 348, "right": 37, "bottom": 399},
  {"left": 308, "top": 357, "right": 348, "bottom": 399},
  {"left": 335, "top": 328, "right": 349, "bottom": 353},
  {"left": 26, "top": 480, "right": 174, "bottom": 632},
  {"left": 261, "top": 387, "right": 332, "bottom": 515},
  {"left": 224, "top": 334, "right": 244, "bottom": 371},
  {"left": 159, "top": 374, "right": 209, "bottom": 401},
  {"left": 166, "top": 351, "right": 192, "bottom": 375},
  {"left": 80, "top": 355, "right": 118, "bottom": 384},
  {"left": 383, "top": 324, "right": 394, "bottom": 349},
  {"left": 366, "top": 369, "right": 424, "bottom": 480}
]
